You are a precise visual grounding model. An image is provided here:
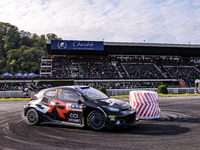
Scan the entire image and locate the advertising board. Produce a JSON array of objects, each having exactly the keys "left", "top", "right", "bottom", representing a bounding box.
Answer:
[{"left": 51, "top": 40, "right": 104, "bottom": 51}]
